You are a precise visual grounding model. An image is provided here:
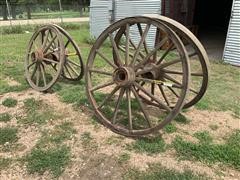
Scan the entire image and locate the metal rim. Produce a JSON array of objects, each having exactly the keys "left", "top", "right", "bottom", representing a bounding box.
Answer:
[
  {"left": 146, "top": 15, "right": 209, "bottom": 109},
  {"left": 52, "top": 24, "right": 84, "bottom": 81},
  {"left": 85, "top": 16, "right": 190, "bottom": 137},
  {"left": 25, "top": 25, "right": 65, "bottom": 92}
]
